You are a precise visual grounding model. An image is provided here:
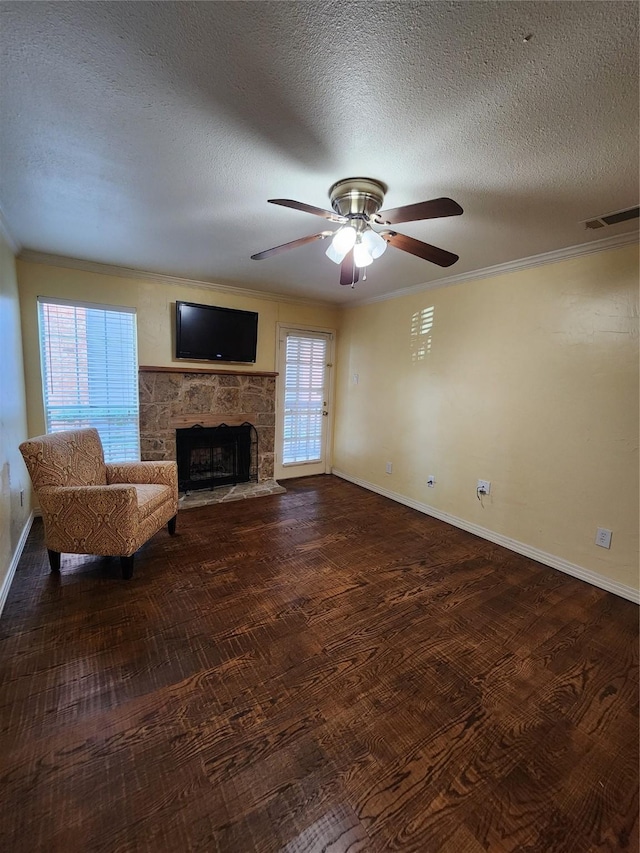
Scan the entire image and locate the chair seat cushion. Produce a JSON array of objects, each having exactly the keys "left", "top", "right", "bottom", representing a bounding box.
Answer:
[{"left": 134, "top": 484, "right": 173, "bottom": 521}]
